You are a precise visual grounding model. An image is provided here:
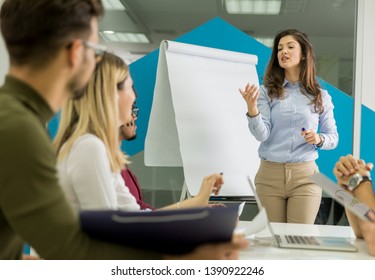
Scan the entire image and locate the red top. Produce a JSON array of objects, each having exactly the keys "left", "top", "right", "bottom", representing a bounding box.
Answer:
[{"left": 121, "top": 166, "right": 155, "bottom": 210}]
